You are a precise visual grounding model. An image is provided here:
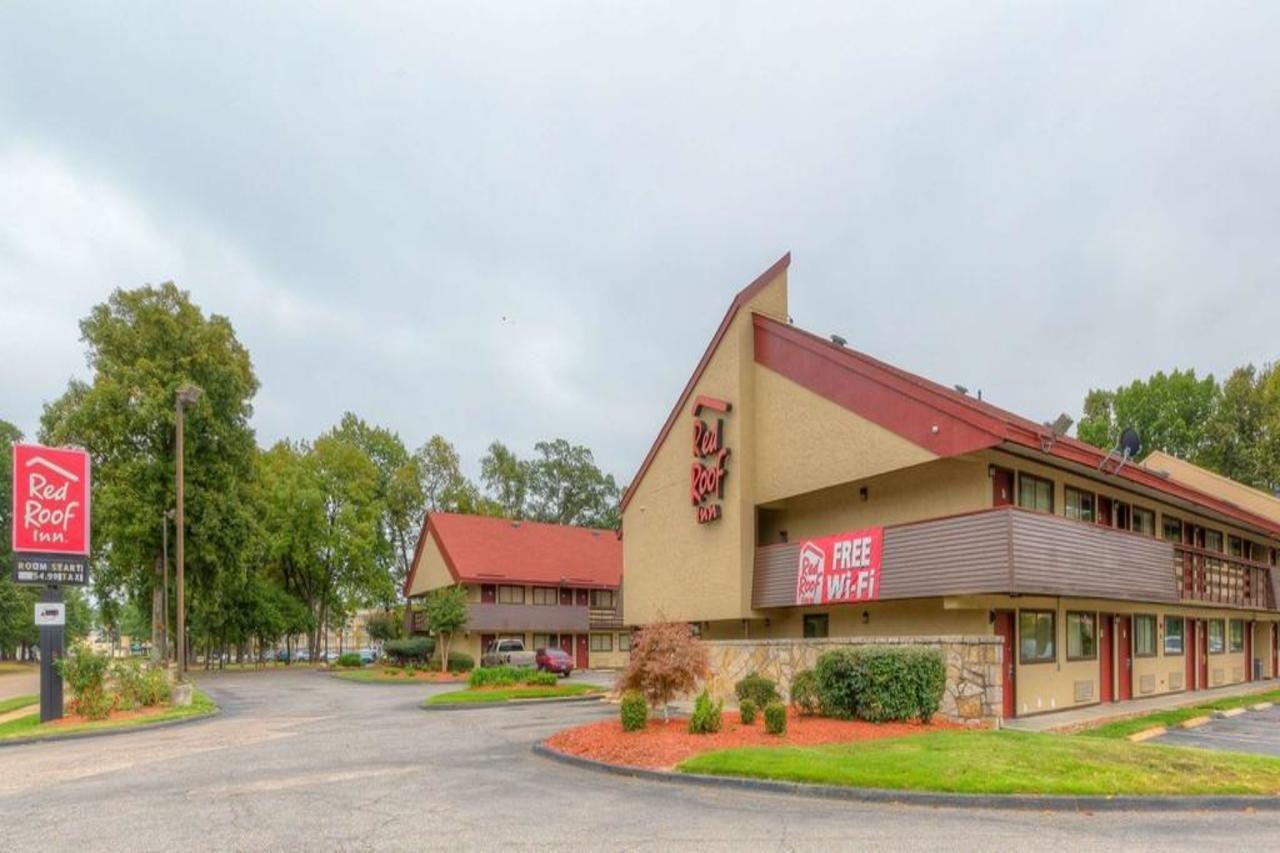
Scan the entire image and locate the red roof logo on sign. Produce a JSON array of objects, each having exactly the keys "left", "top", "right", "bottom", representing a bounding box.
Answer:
[
  {"left": 12, "top": 444, "right": 91, "bottom": 556},
  {"left": 795, "top": 542, "right": 825, "bottom": 605}
]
